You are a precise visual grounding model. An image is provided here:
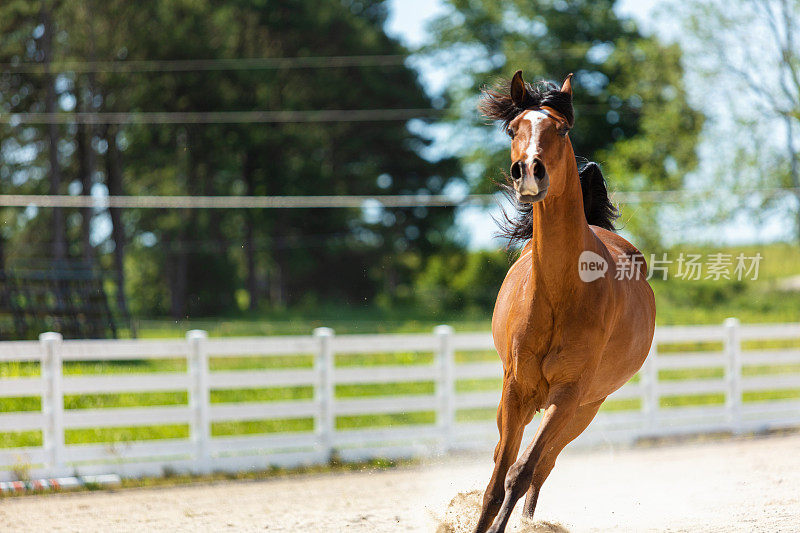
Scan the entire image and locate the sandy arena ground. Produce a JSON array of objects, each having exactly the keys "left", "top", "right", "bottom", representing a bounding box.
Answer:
[{"left": 1, "top": 433, "right": 799, "bottom": 532}]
